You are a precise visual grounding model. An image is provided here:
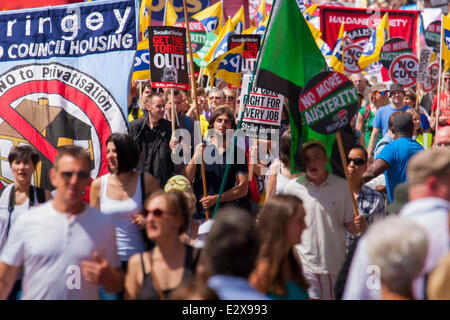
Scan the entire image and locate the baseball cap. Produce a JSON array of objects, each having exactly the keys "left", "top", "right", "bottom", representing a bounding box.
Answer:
[
  {"left": 392, "top": 113, "right": 414, "bottom": 133},
  {"left": 407, "top": 149, "right": 450, "bottom": 187},
  {"left": 371, "top": 83, "right": 388, "bottom": 93},
  {"left": 390, "top": 83, "right": 404, "bottom": 93}
]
